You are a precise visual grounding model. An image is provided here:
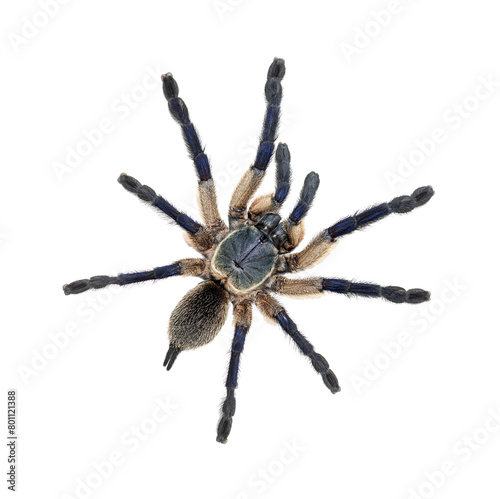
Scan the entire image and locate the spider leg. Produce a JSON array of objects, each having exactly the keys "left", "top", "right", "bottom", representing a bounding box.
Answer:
[
  {"left": 248, "top": 142, "right": 291, "bottom": 220},
  {"left": 328, "top": 185, "right": 434, "bottom": 239},
  {"left": 268, "top": 276, "right": 430, "bottom": 304},
  {"left": 276, "top": 230, "right": 337, "bottom": 273},
  {"left": 229, "top": 58, "right": 286, "bottom": 229},
  {"left": 118, "top": 174, "right": 213, "bottom": 254},
  {"left": 63, "top": 258, "right": 207, "bottom": 295},
  {"left": 254, "top": 291, "right": 340, "bottom": 394},
  {"left": 281, "top": 171, "right": 320, "bottom": 251},
  {"left": 216, "top": 299, "right": 252, "bottom": 444},
  {"left": 277, "top": 186, "right": 435, "bottom": 273},
  {"left": 162, "top": 73, "right": 226, "bottom": 234}
]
